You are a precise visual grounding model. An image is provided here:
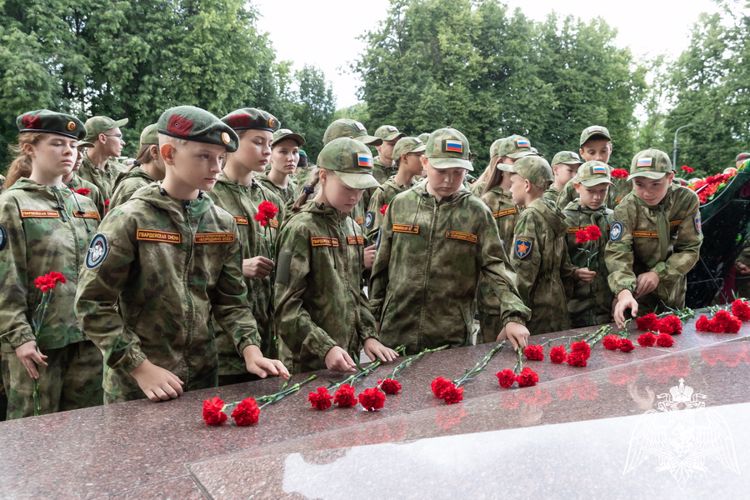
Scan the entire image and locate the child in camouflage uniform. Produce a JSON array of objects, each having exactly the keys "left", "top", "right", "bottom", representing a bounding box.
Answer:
[
  {"left": 257, "top": 128, "right": 305, "bottom": 205},
  {"left": 75, "top": 106, "right": 288, "bottom": 403},
  {"left": 274, "top": 137, "right": 399, "bottom": 374},
  {"left": 0, "top": 110, "right": 102, "bottom": 419},
  {"left": 371, "top": 128, "right": 531, "bottom": 354},
  {"left": 543, "top": 151, "right": 583, "bottom": 208},
  {"left": 607, "top": 149, "right": 703, "bottom": 328},
  {"left": 109, "top": 124, "right": 165, "bottom": 211}
]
